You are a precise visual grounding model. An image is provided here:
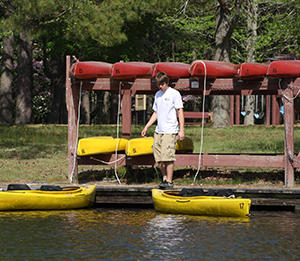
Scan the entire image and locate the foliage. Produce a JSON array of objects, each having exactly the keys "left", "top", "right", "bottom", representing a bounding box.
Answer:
[
  {"left": 232, "top": 0, "right": 300, "bottom": 63},
  {"left": 157, "top": 1, "right": 216, "bottom": 62},
  {"left": 182, "top": 95, "right": 202, "bottom": 111},
  {"left": 32, "top": 60, "right": 51, "bottom": 123},
  {"left": 0, "top": 0, "right": 182, "bottom": 124},
  {"left": 1, "top": 0, "right": 300, "bottom": 124}
]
